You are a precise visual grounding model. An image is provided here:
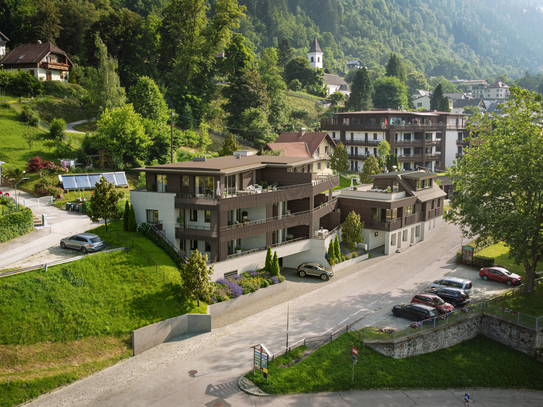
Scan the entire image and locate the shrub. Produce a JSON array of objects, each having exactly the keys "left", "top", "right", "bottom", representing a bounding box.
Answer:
[
  {"left": 42, "top": 81, "right": 88, "bottom": 100},
  {"left": 137, "top": 222, "right": 151, "bottom": 232},
  {"left": 20, "top": 105, "right": 39, "bottom": 126},
  {"left": 473, "top": 255, "right": 494, "bottom": 268},
  {"left": 36, "top": 186, "right": 64, "bottom": 197},
  {"left": 10, "top": 70, "right": 43, "bottom": 97},
  {"left": 240, "top": 280, "right": 258, "bottom": 293},
  {"left": 260, "top": 279, "right": 270, "bottom": 288},
  {"left": 0, "top": 207, "right": 33, "bottom": 243}
]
